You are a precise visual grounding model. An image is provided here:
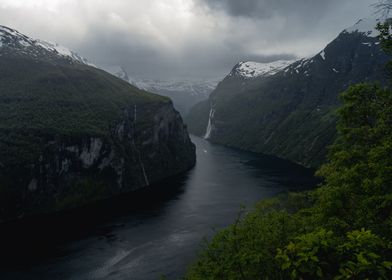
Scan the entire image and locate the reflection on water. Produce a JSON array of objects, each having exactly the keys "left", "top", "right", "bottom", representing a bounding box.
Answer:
[{"left": 0, "top": 136, "right": 318, "bottom": 280}]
